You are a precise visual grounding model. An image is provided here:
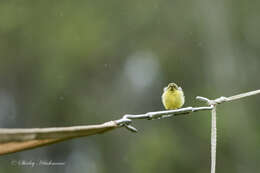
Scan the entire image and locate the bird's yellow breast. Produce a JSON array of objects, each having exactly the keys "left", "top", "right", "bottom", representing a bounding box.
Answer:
[{"left": 162, "top": 89, "right": 184, "bottom": 110}]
